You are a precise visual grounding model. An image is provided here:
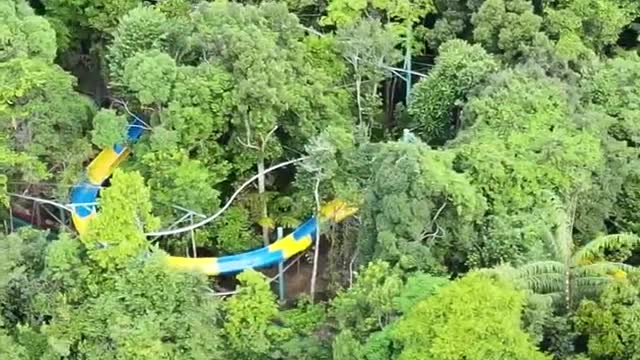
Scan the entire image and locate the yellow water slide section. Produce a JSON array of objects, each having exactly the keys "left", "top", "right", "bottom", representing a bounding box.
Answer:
[
  {"left": 71, "top": 119, "right": 359, "bottom": 276},
  {"left": 164, "top": 199, "right": 358, "bottom": 275},
  {"left": 87, "top": 147, "right": 132, "bottom": 185}
]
